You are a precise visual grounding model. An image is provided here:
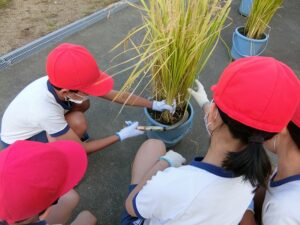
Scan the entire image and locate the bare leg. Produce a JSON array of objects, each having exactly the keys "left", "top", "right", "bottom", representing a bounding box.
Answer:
[
  {"left": 41, "top": 189, "right": 80, "bottom": 225},
  {"left": 131, "top": 139, "right": 166, "bottom": 184},
  {"left": 65, "top": 111, "right": 88, "bottom": 138},
  {"left": 70, "top": 211, "right": 97, "bottom": 225},
  {"left": 64, "top": 99, "right": 90, "bottom": 138}
]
